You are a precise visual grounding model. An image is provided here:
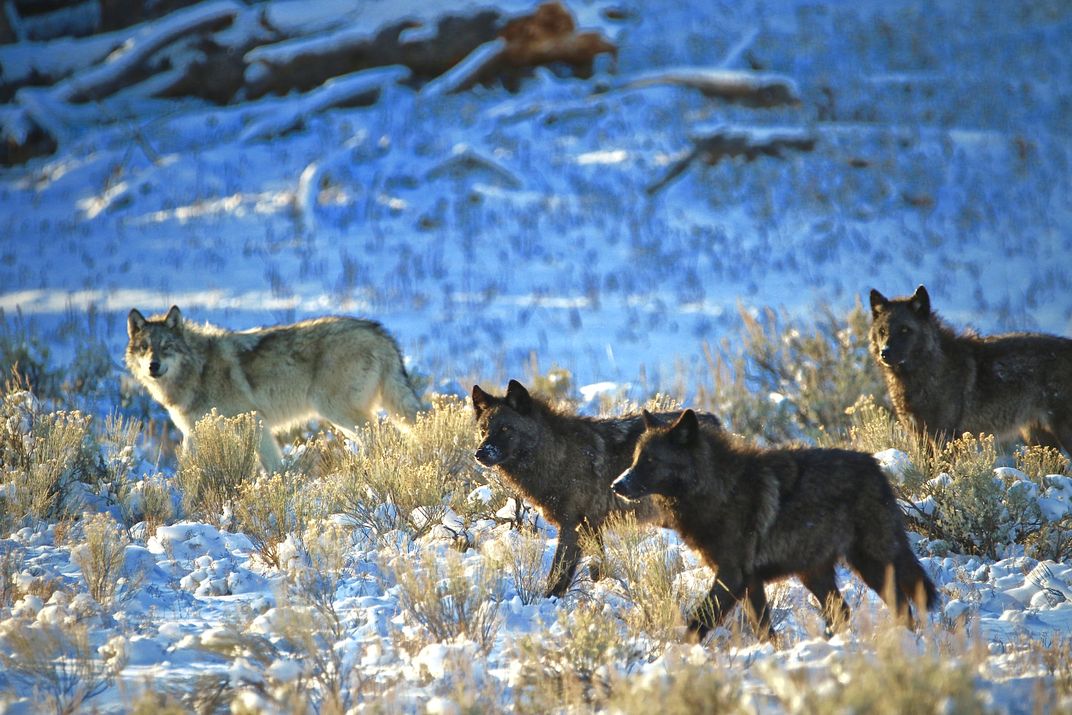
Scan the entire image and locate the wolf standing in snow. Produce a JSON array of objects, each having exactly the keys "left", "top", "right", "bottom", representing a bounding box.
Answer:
[
  {"left": 612, "top": 410, "right": 937, "bottom": 642},
  {"left": 869, "top": 285, "right": 1072, "bottom": 450},
  {"left": 472, "top": 380, "right": 721, "bottom": 597},
  {"left": 126, "top": 306, "right": 423, "bottom": 471}
]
